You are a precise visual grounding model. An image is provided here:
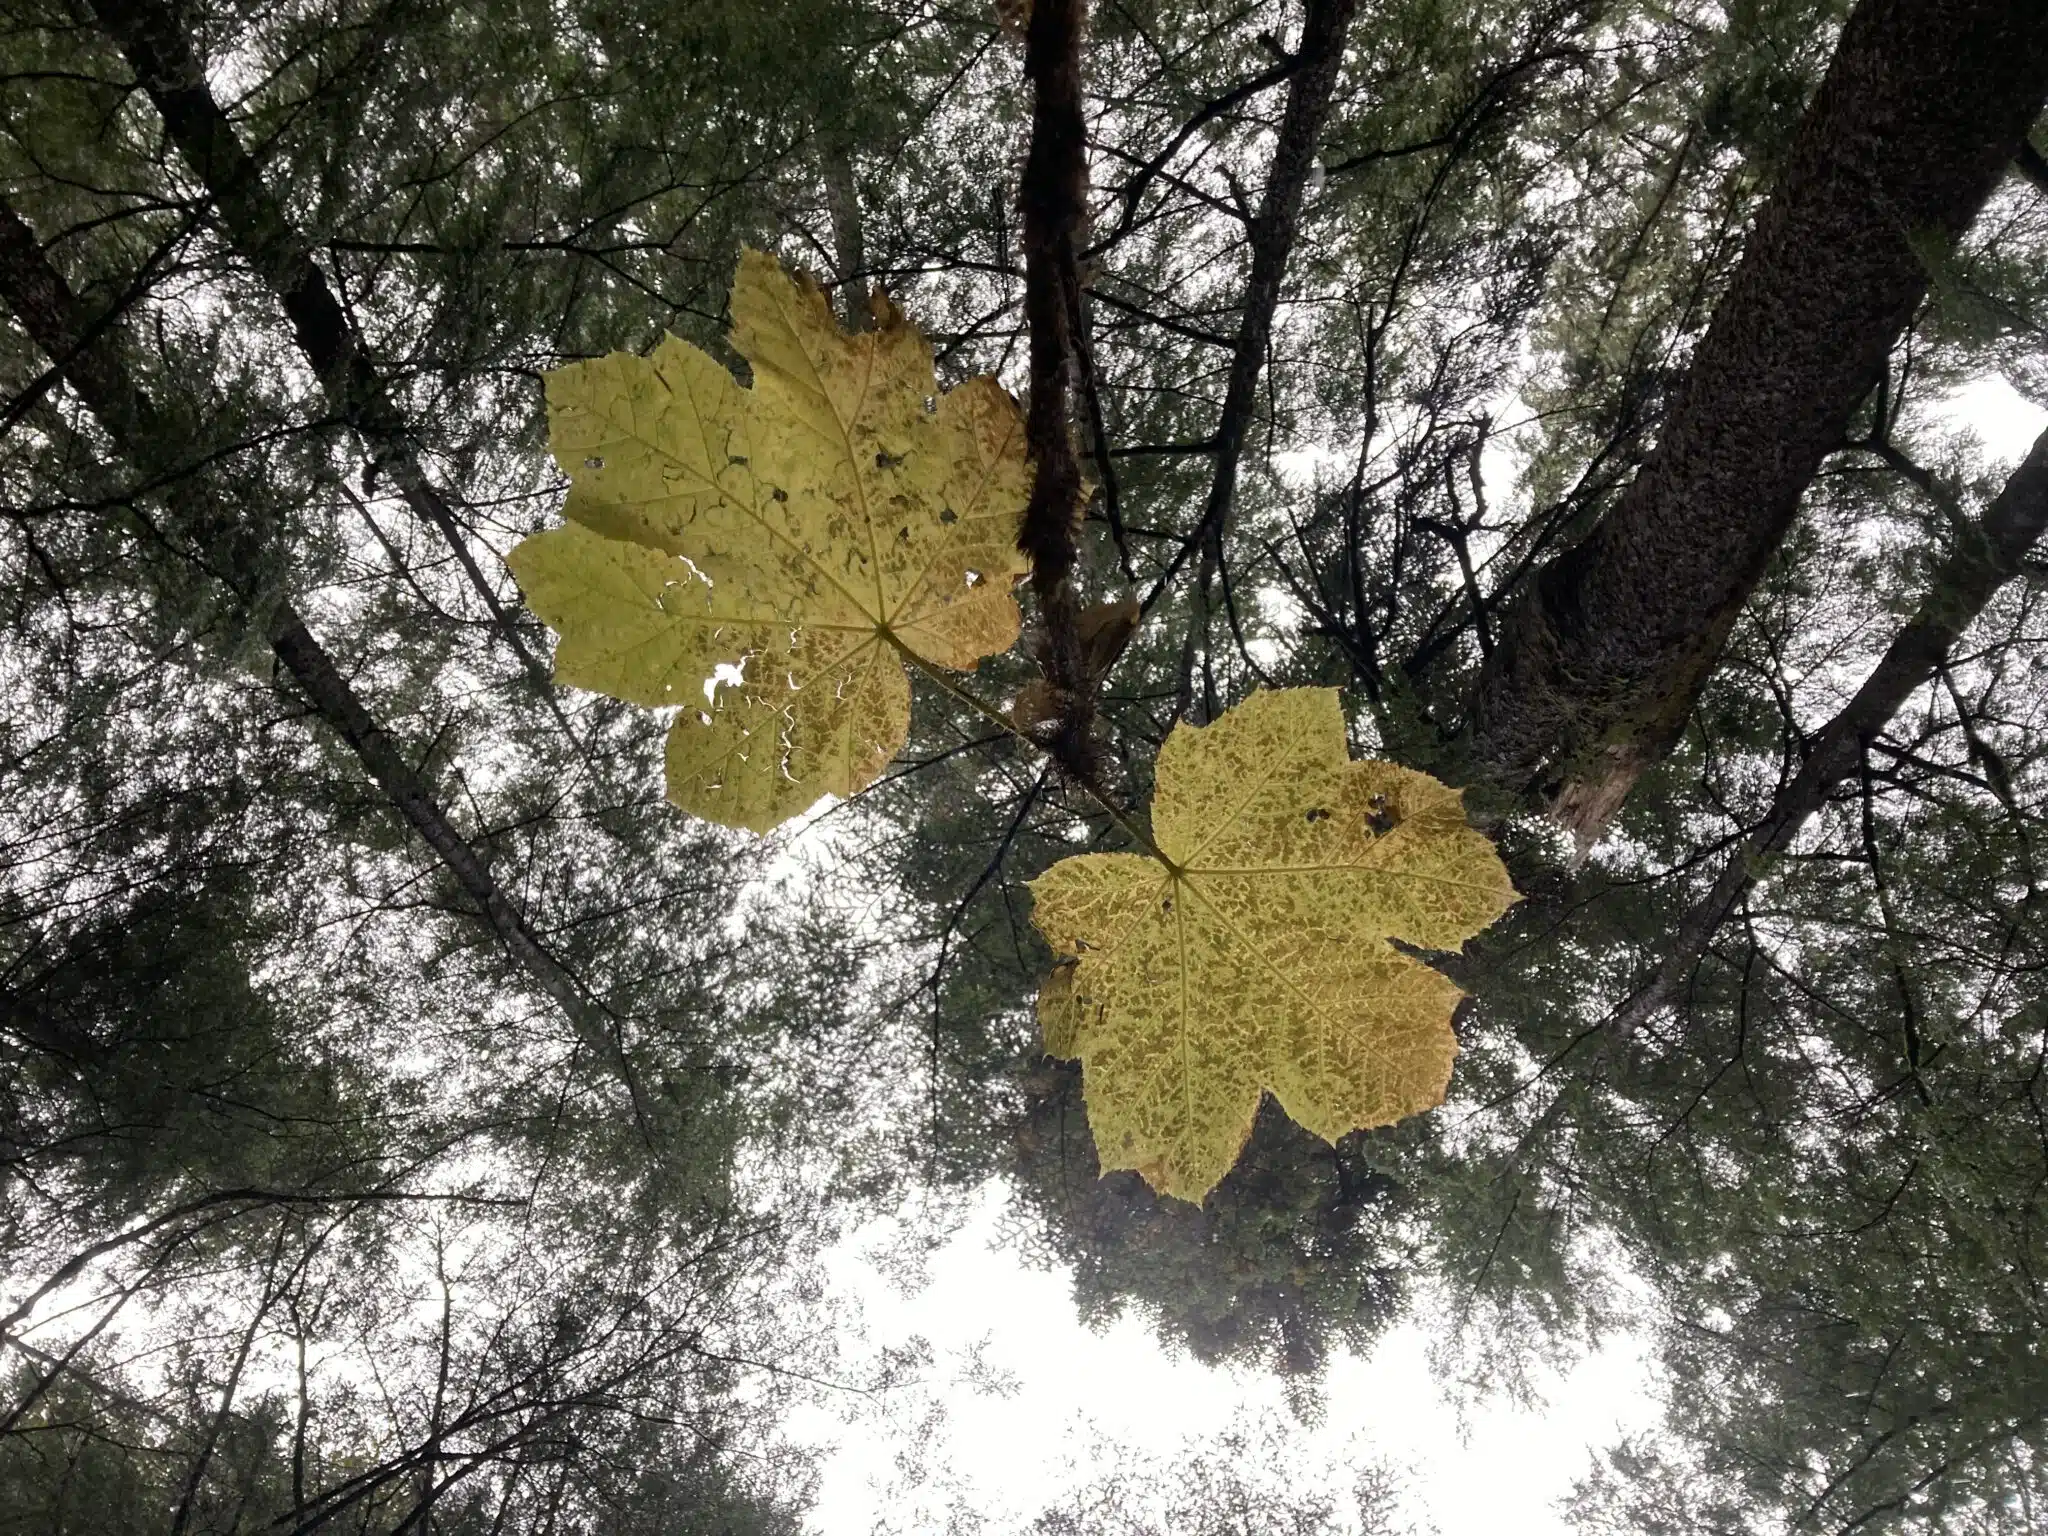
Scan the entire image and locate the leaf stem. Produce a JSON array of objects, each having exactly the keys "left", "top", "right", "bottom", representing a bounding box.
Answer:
[{"left": 883, "top": 630, "right": 1170, "bottom": 866}]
